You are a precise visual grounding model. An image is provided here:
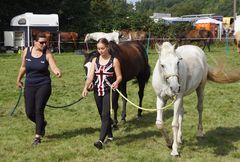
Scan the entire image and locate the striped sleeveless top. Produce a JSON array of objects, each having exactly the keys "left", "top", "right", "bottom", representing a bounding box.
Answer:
[{"left": 93, "top": 56, "right": 116, "bottom": 96}]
